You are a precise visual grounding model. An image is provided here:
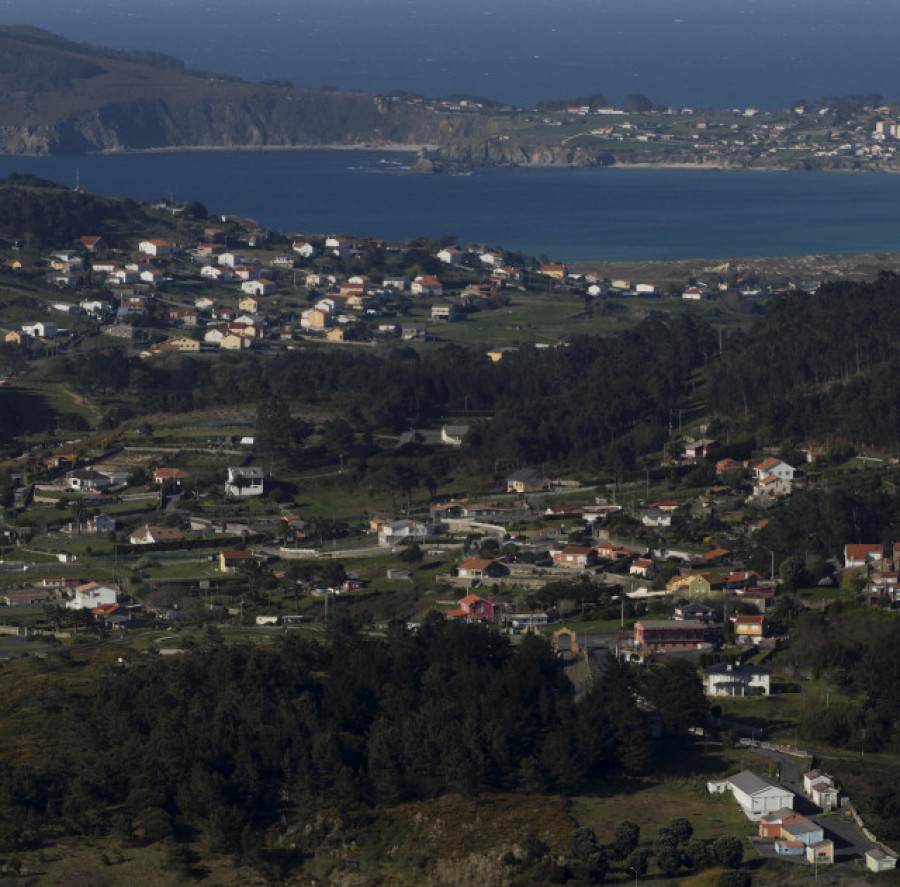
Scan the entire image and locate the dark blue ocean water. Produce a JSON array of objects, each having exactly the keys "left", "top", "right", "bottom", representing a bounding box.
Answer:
[{"left": 2, "top": 150, "right": 899, "bottom": 262}]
